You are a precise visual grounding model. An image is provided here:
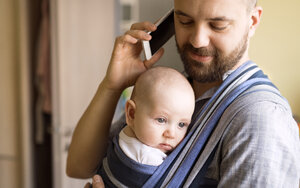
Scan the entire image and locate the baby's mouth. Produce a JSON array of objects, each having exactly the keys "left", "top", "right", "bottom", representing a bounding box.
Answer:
[{"left": 159, "top": 143, "right": 173, "bottom": 151}]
